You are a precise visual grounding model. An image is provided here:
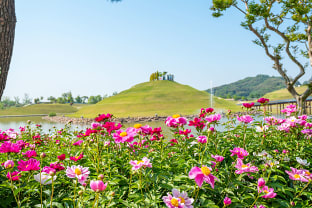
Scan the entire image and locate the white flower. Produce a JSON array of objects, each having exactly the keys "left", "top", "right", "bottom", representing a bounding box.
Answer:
[
  {"left": 255, "top": 125, "right": 268, "bottom": 132},
  {"left": 296, "top": 157, "right": 310, "bottom": 166},
  {"left": 34, "top": 172, "right": 56, "bottom": 185}
]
